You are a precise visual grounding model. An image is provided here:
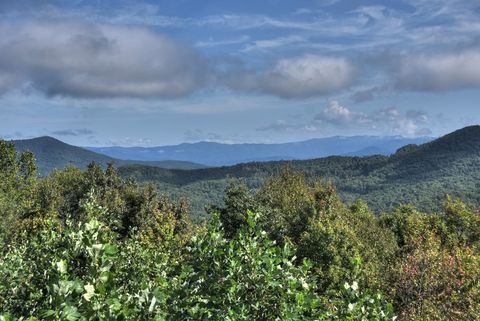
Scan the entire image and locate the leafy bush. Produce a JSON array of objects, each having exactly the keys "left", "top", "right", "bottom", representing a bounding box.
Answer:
[
  {"left": 1, "top": 199, "right": 395, "bottom": 320},
  {"left": 392, "top": 235, "right": 480, "bottom": 321},
  {"left": 170, "top": 210, "right": 321, "bottom": 320},
  {"left": 0, "top": 196, "right": 173, "bottom": 320}
]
